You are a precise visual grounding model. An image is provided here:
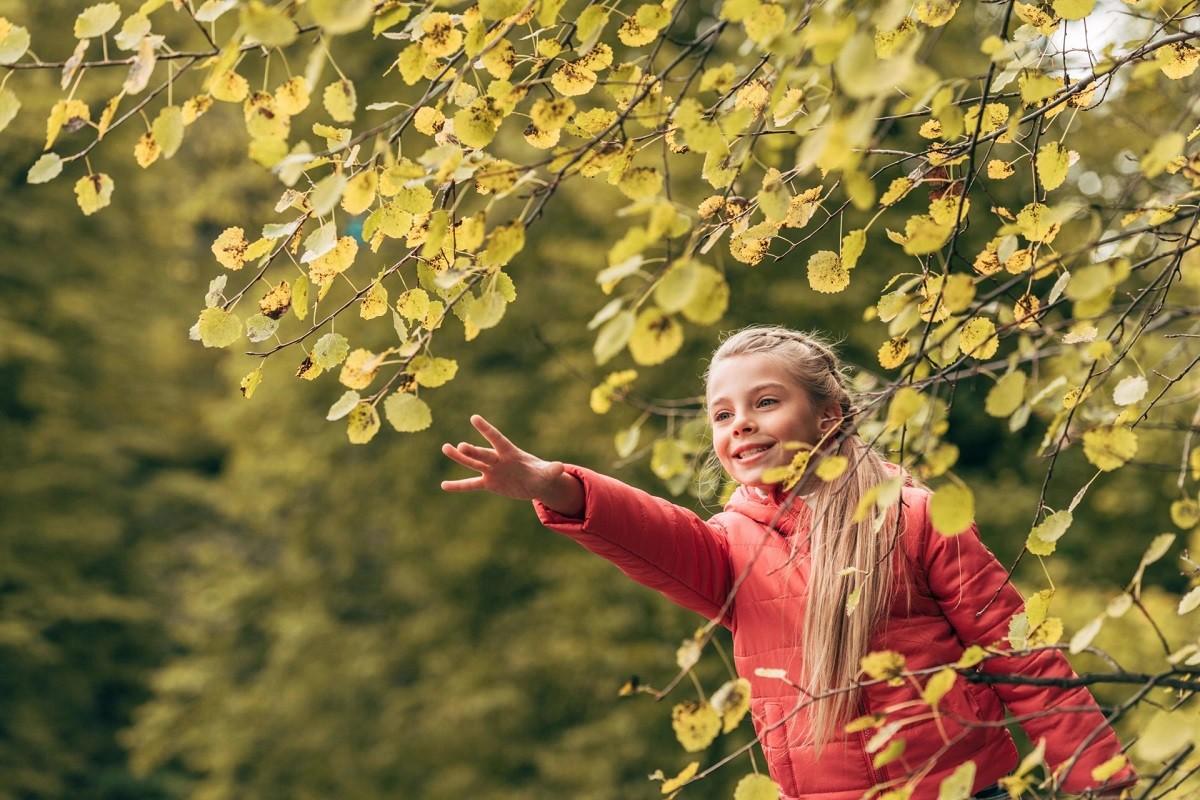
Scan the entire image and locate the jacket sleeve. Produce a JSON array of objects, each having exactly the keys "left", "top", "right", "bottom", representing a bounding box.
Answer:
[
  {"left": 917, "top": 492, "right": 1138, "bottom": 795},
  {"left": 531, "top": 463, "right": 735, "bottom": 629}
]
